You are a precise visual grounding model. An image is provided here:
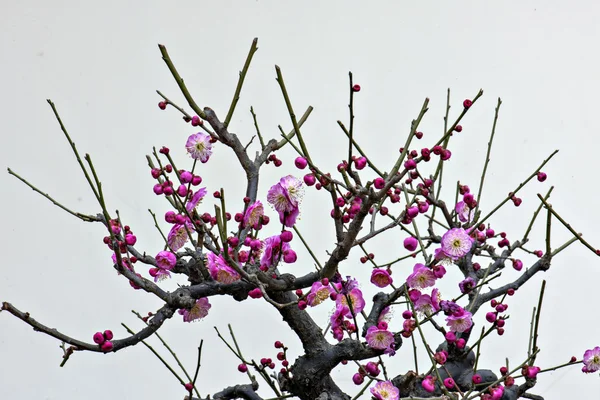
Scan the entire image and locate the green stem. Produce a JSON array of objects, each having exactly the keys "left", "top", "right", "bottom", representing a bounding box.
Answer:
[{"left": 224, "top": 38, "right": 259, "bottom": 128}]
